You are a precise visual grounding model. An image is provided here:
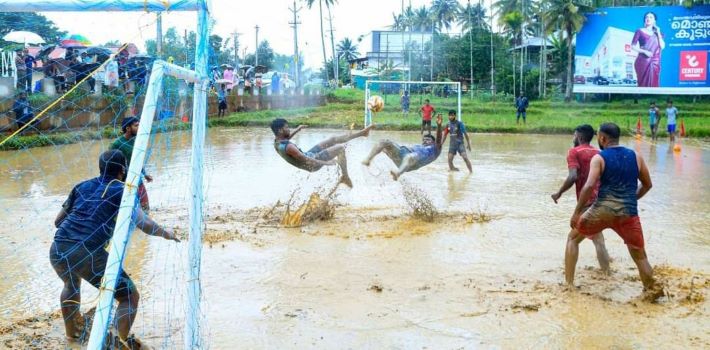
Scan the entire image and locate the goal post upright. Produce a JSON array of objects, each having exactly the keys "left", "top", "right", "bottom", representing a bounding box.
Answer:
[
  {"left": 0, "top": 1, "right": 211, "bottom": 348},
  {"left": 363, "top": 80, "right": 462, "bottom": 127}
]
